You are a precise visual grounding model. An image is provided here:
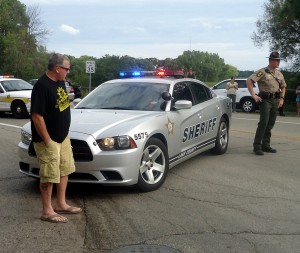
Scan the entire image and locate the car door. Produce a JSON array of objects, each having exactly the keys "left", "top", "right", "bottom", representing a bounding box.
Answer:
[
  {"left": 0, "top": 82, "right": 9, "bottom": 111},
  {"left": 168, "top": 81, "right": 219, "bottom": 164}
]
